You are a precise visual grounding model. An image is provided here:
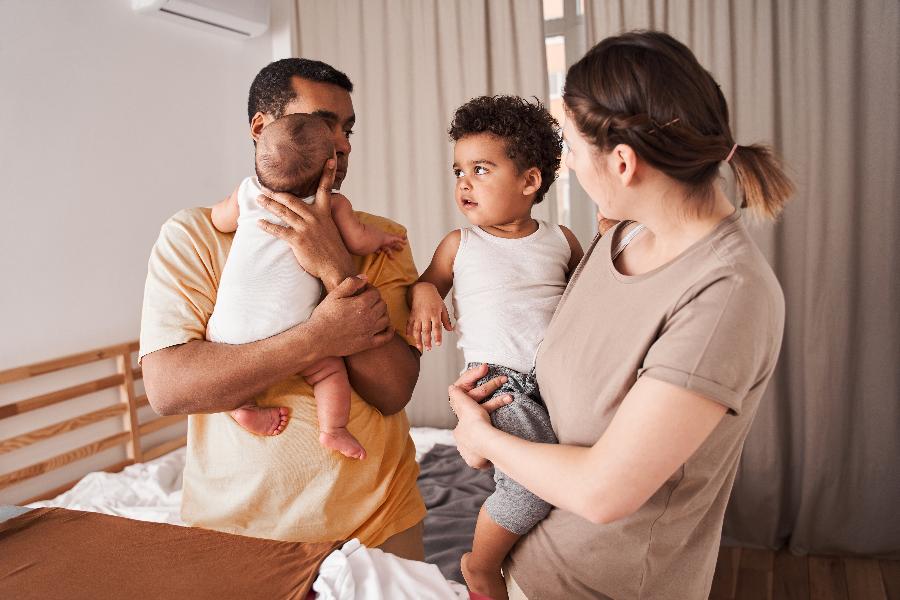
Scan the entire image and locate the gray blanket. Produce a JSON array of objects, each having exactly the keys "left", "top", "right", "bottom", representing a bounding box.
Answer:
[{"left": 417, "top": 443, "right": 496, "bottom": 583}]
